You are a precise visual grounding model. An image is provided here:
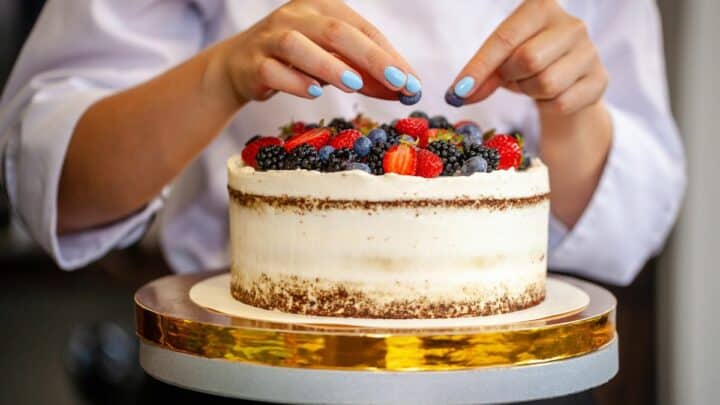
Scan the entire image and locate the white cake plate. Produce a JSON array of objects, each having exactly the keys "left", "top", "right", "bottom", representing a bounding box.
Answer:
[
  {"left": 190, "top": 274, "right": 590, "bottom": 329},
  {"left": 136, "top": 273, "right": 618, "bottom": 404}
]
